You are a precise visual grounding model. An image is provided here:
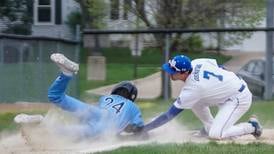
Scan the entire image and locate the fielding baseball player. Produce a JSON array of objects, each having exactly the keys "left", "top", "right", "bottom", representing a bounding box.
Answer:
[
  {"left": 14, "top": 53, "right": 144, "bottom": 139},
  {"left": 142, "top": 55, "right": 262, "bottom": 139}
]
